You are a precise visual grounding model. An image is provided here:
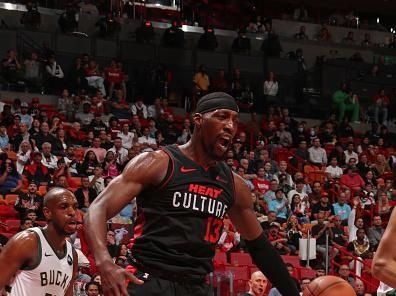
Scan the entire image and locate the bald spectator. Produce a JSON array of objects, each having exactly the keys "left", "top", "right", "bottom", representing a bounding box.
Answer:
[
  {"left": 244, "top": 271, "right": 268, "bottom": 296},
  {"left": 367, "top": 215, "right": 385, "bottom": 251}
]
